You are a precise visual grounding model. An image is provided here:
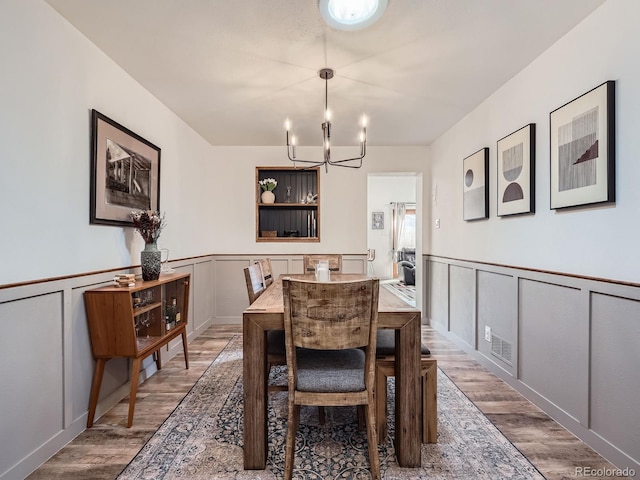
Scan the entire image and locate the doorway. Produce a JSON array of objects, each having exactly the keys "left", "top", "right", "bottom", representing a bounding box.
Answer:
[{"left": 367, "top": 173, "right": 422, "bottom": 312}]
